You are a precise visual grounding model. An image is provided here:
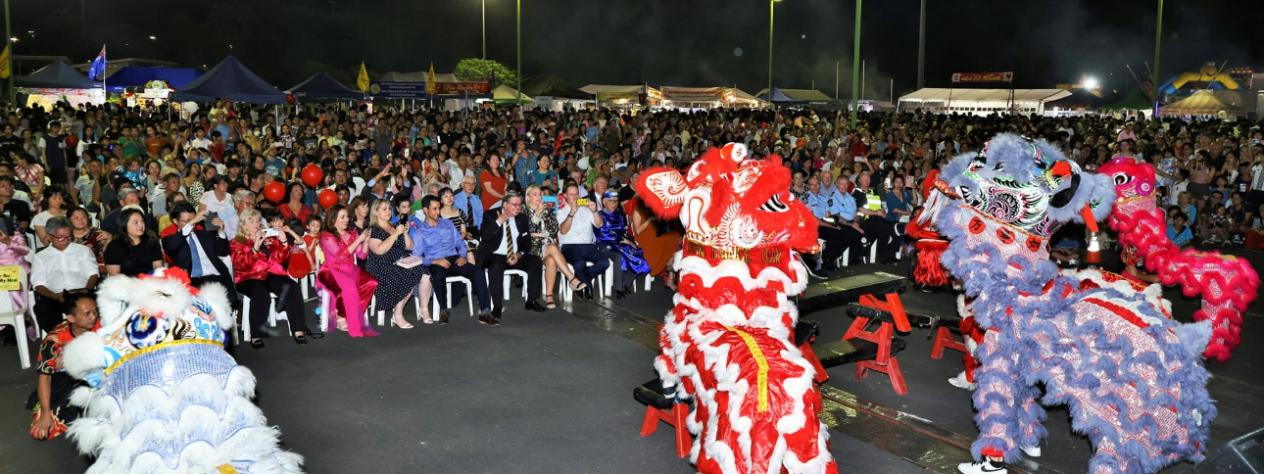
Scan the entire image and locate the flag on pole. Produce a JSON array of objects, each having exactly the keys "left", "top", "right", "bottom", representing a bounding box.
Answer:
[
  {"left": 426, "top": 62, "right": 437, "bottom": 96},
  {"left": 356, "top": 62, "right": 370, "bottom": 93},
  {"left": 87, "top": 45, "right": 107, "bottom": 81},
  {"left": 0, "top": 44, "right": 10, "bottom": 80}
]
